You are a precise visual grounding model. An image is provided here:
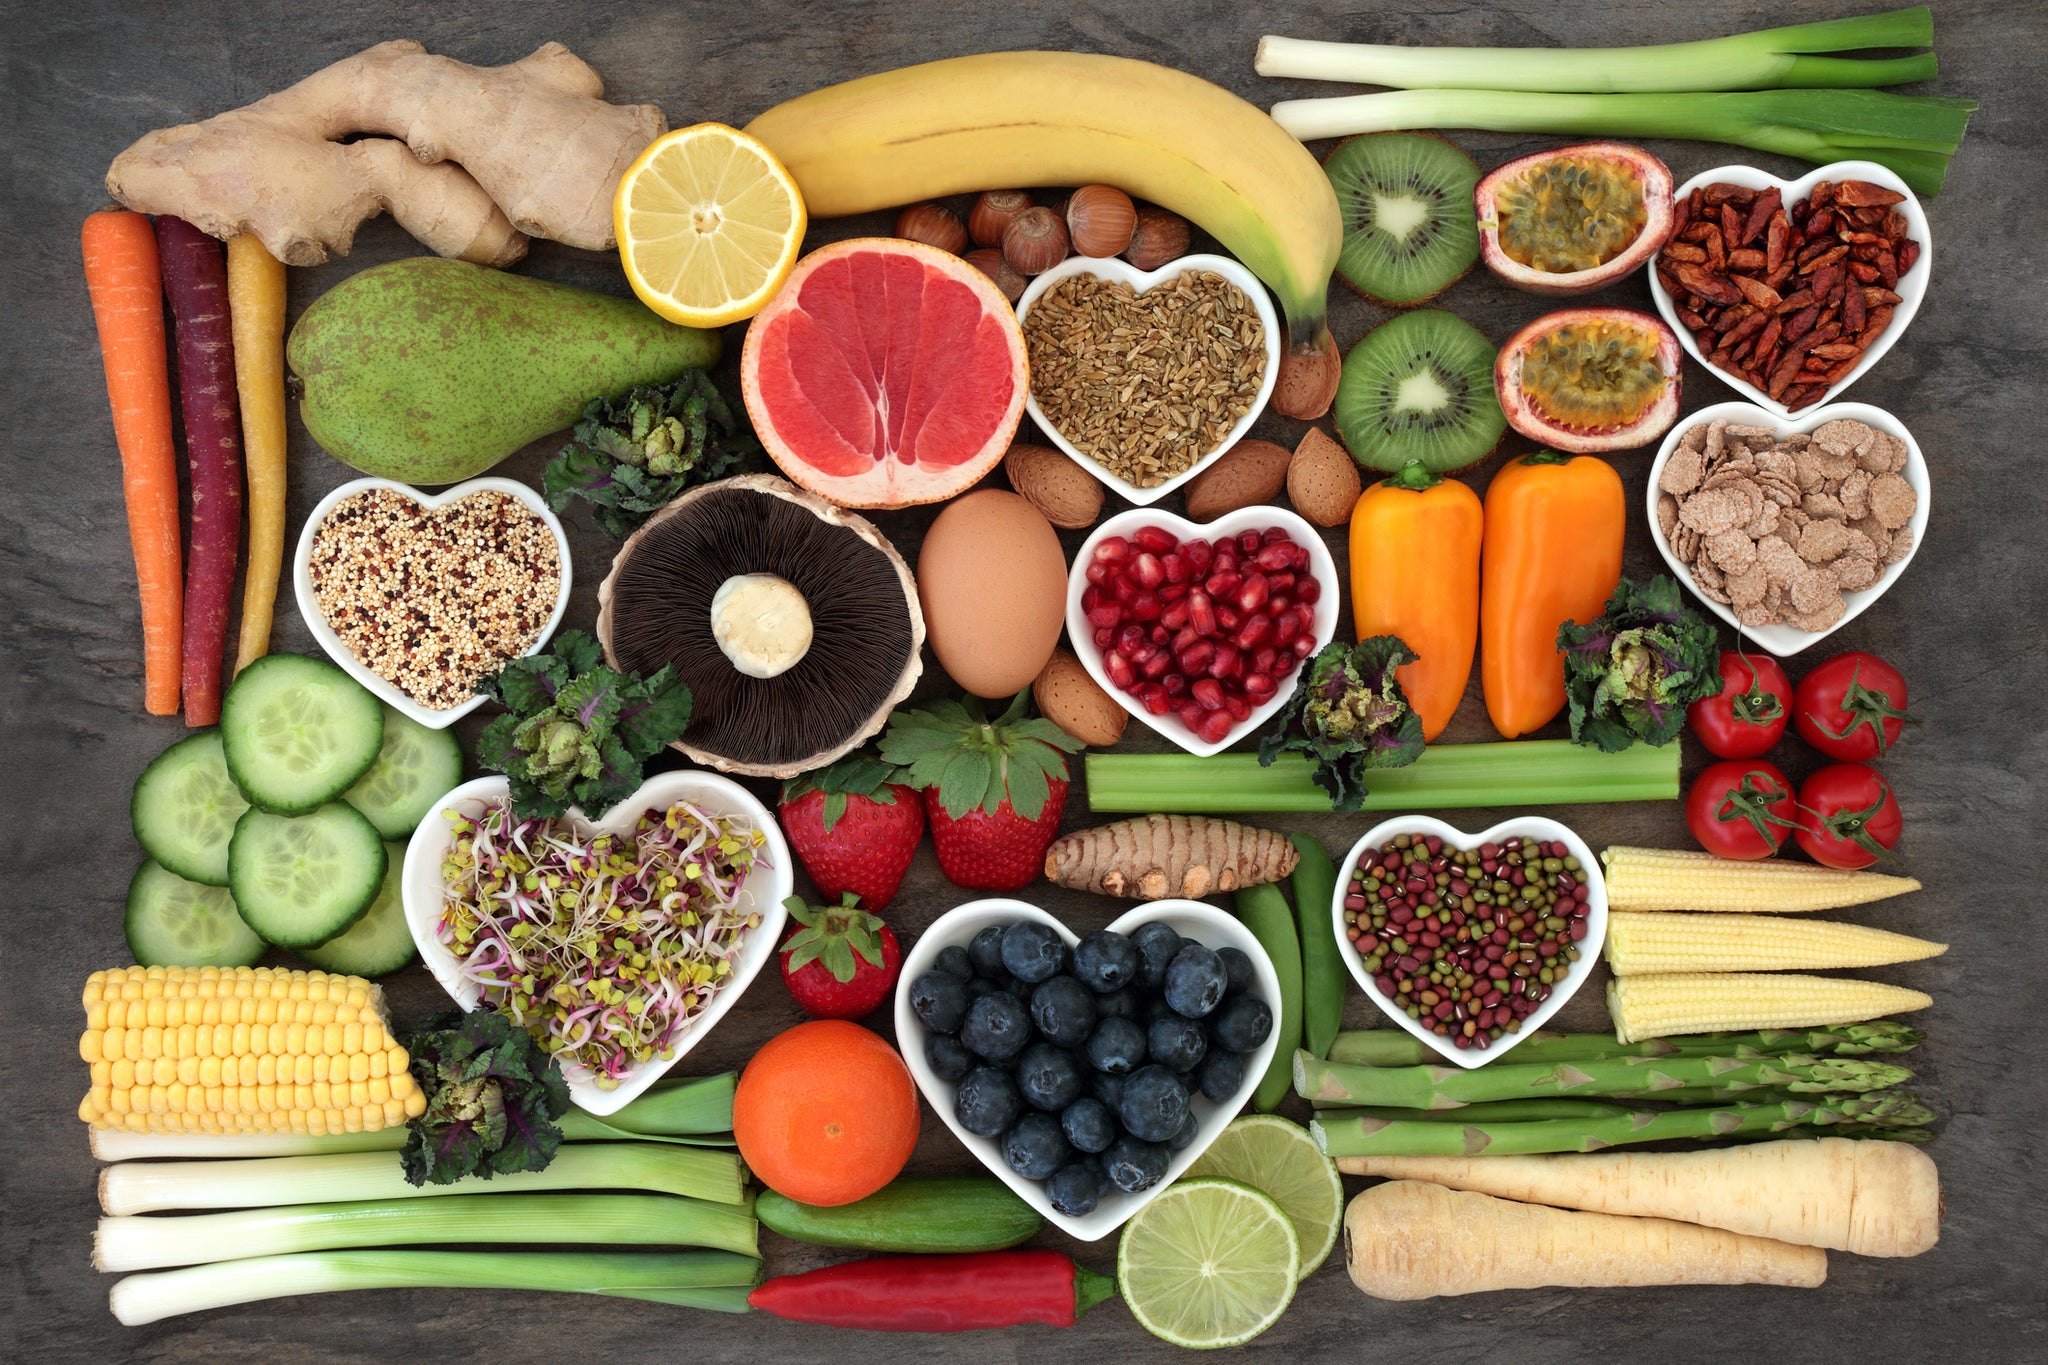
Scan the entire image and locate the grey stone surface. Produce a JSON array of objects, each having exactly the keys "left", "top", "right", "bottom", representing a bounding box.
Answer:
[{"left": 3, "top": 0, "right": 2043, "bottom": 1359}]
